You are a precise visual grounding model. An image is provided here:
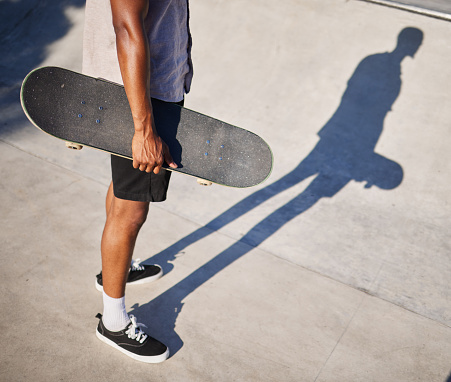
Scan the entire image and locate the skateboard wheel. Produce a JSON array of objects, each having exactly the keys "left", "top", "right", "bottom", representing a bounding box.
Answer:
[
  {"left": 65, "top": 142, "right": 83, "bottom": 150},
  {"left": 197, "top": 178, "right": 212, "bottom": 186}
]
